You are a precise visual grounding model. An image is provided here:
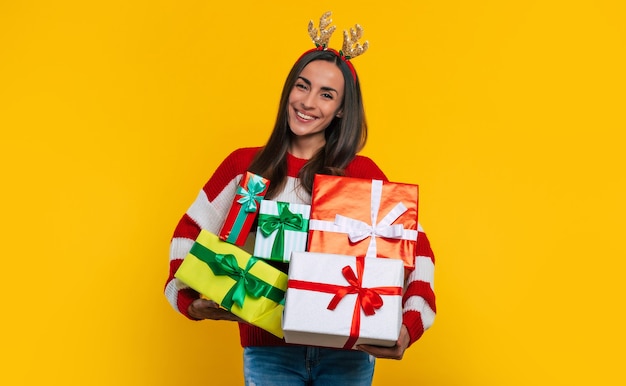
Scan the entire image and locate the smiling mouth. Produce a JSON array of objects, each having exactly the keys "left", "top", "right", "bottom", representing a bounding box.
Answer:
[{"left": 296, "top": 110, "right": 316, "bottom": 121}]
